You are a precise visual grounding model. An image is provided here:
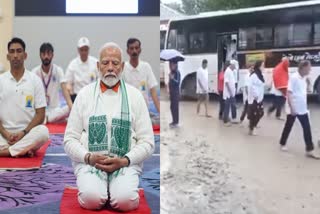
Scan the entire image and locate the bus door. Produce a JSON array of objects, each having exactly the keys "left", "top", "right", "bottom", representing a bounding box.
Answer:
[{"left": 217, "top": 33, "right": 238, "bottom": 71}]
